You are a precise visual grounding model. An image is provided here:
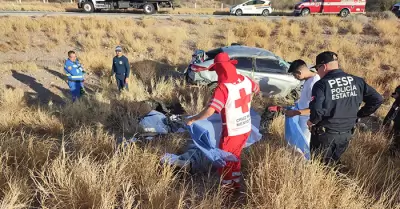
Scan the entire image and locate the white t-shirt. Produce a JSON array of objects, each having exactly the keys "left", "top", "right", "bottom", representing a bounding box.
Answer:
[{"left": 297, "top": 74, "right": 321, "bottom": 114}]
